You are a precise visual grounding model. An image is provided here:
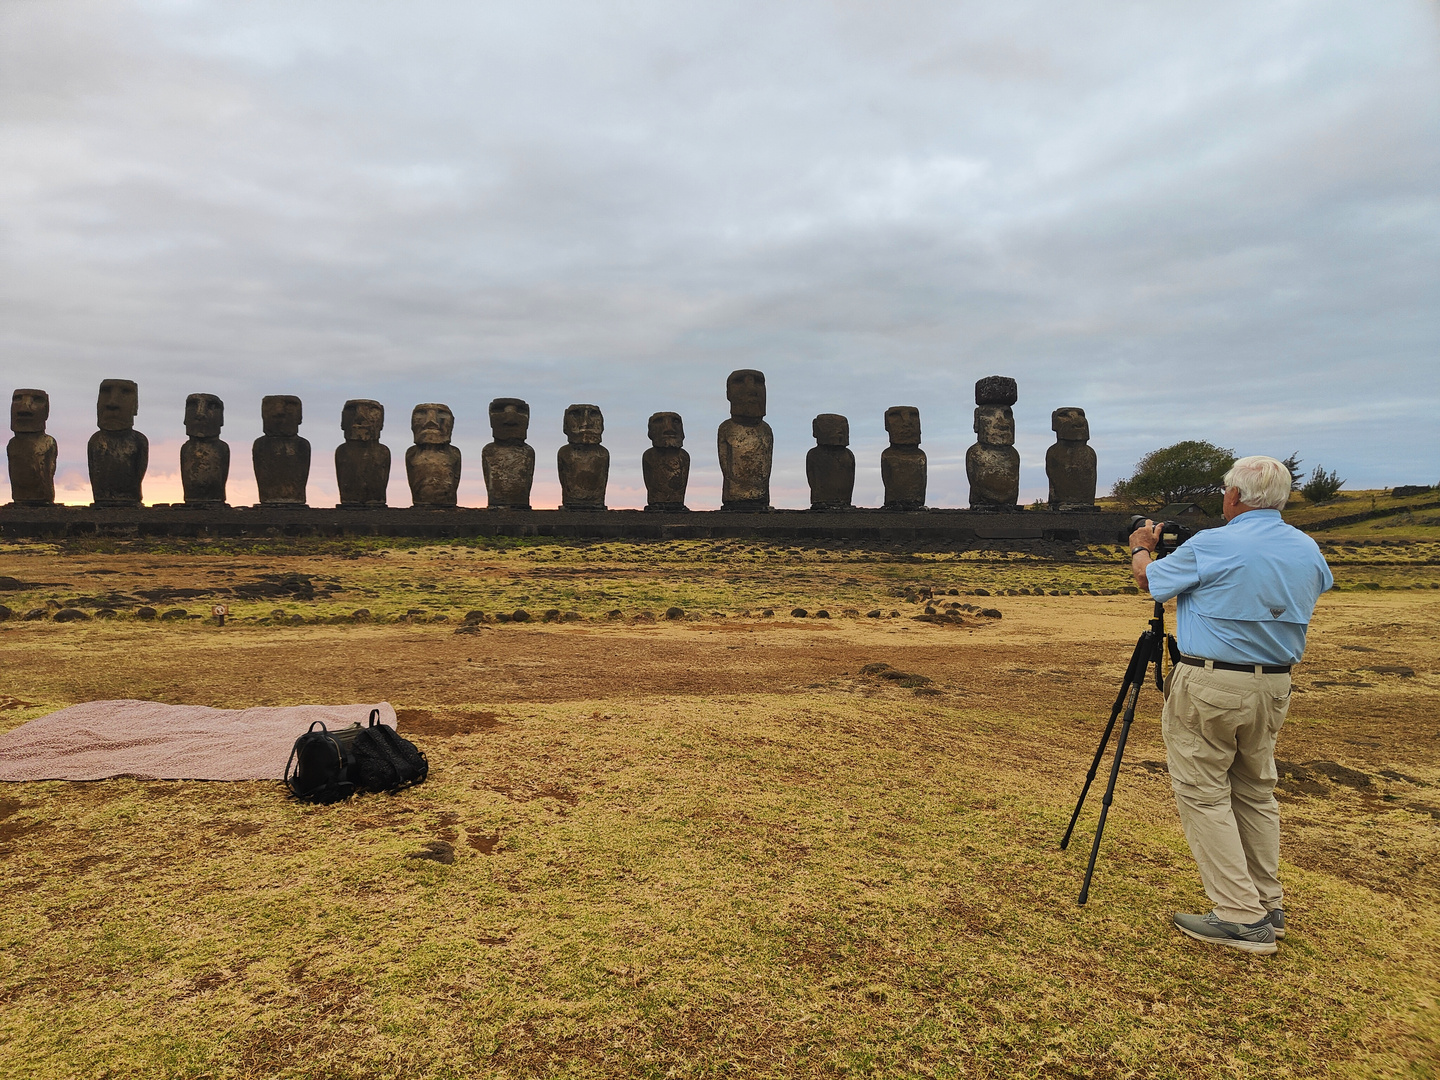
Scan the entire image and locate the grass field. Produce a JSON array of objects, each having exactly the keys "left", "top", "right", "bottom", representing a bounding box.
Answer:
[{"left": 0, "top": 529, "right": 1437, "bottom": 1079}]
